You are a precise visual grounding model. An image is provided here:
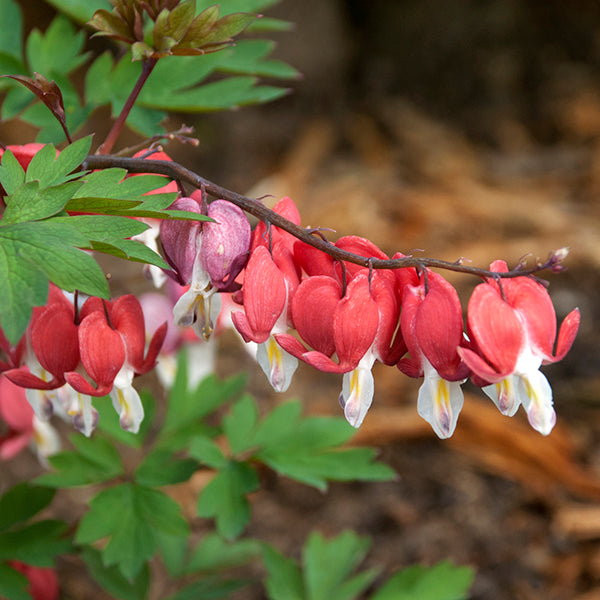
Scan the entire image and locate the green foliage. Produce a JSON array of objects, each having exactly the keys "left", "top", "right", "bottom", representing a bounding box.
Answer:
[
  {"left": 76, "top": 482, "right": 189, "bottom": 580},
  {"left": 36, "top": 433, "right": 124, "bottom": 487},
  {"left": 195, "top": 458, "right": 260, "bottom": 540},
  {"left": 223, "top": 396, "right": 396, "bottom": 491},
  {"left": 0, "top": 483, "right": 70, "bottom": 580},
  {"left": 0, "top": 483, "right": 56, "bottom": 531},
  {"left": 189, "top": 391, "right": 394, "bottom": 539},
  {"left": 370, "top": 562, "right": 476, "bottom": 600},
  {"left": 0, "top": 0, "right": 295, "bottom": 140},
  {"left": 262, "top": 533, "right": 475, "bottom": 600},
  {"left": 262, "top": 531, "right": 378, "bottom": 600},
  {"left": 81, "top": 547, "right": 151, "bottom": 600}
]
